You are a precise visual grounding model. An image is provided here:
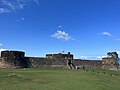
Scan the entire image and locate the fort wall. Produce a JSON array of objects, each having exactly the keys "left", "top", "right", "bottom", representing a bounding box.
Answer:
[
  {"left": 102, "top": 57, "right": 119, "bottom": 70},
  {"left": 23, "top": 58, "right": 102, "bottom": 69},
  {"left": 0, "top": 50, "right": 119, "bottom": 70},
  {"left": 73, "top": 59, "right": 102, "bottom": 69},
  {"left": 0, "top": 51, "right": 25, "bottom": 68},
  {"left": 46, "top": 52, "right": 73, "bottom": 59},
  {"left": 0, "top": 56, "right": 102, "bottom": 69},
  {"left": 24, "top": 57, "right": 67, "bottom": 68}
]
